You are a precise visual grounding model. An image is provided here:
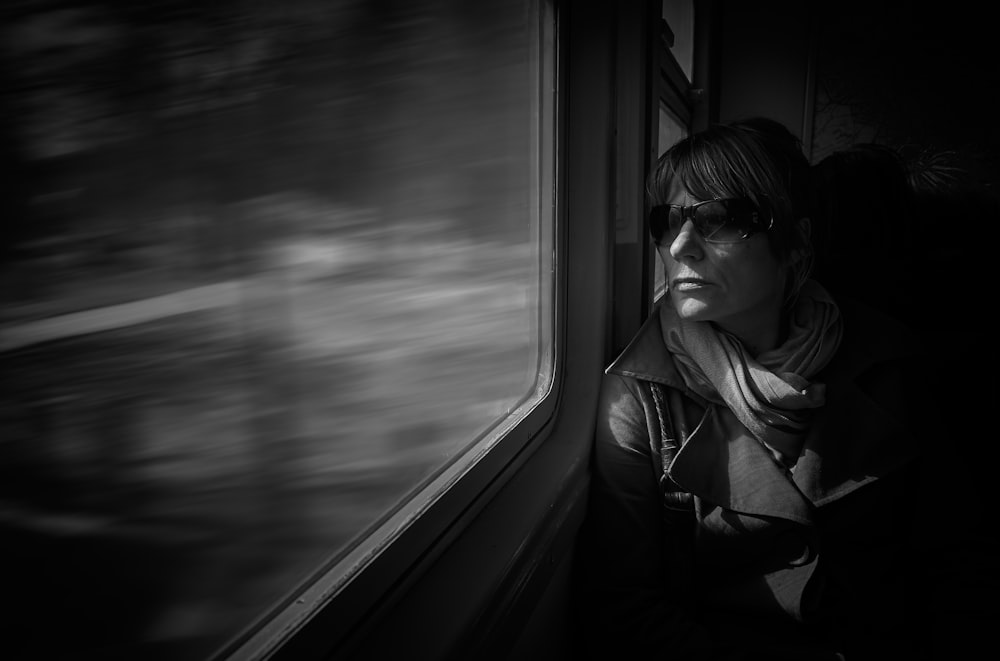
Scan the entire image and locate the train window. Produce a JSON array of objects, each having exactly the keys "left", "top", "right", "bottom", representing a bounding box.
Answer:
[
  {"left": 0, "top": 0, "right": 555, "bottom": 659},
  {"left": 661, "top": 0, "right": 694, "bottom": 81}
]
